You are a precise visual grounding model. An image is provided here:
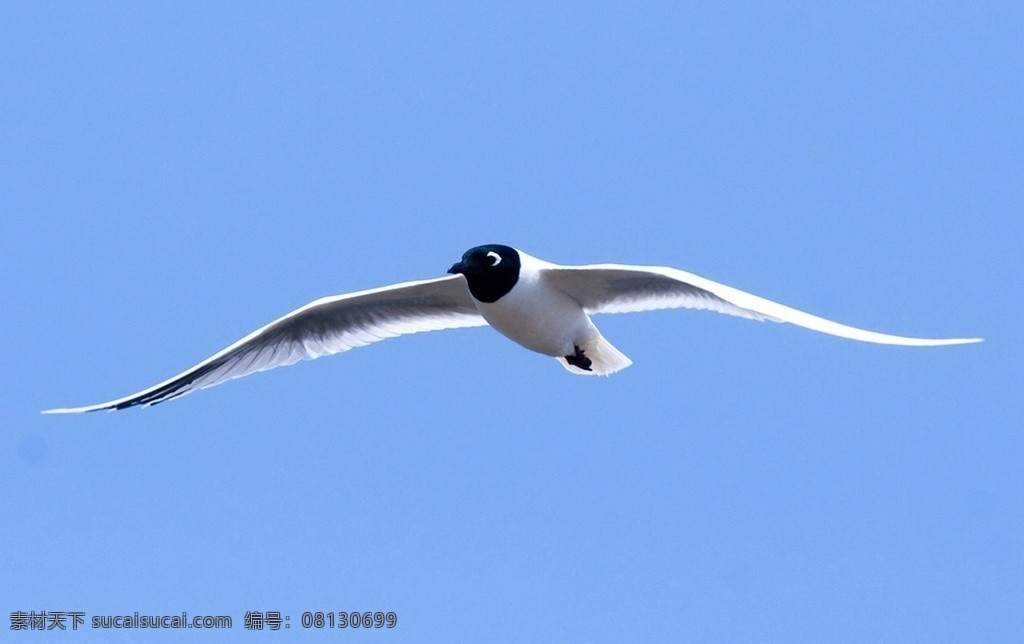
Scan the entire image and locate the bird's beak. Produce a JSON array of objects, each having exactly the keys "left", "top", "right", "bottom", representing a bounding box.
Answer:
[{"left": 448, "top": 261, "right": 465, "bottom": 275}]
